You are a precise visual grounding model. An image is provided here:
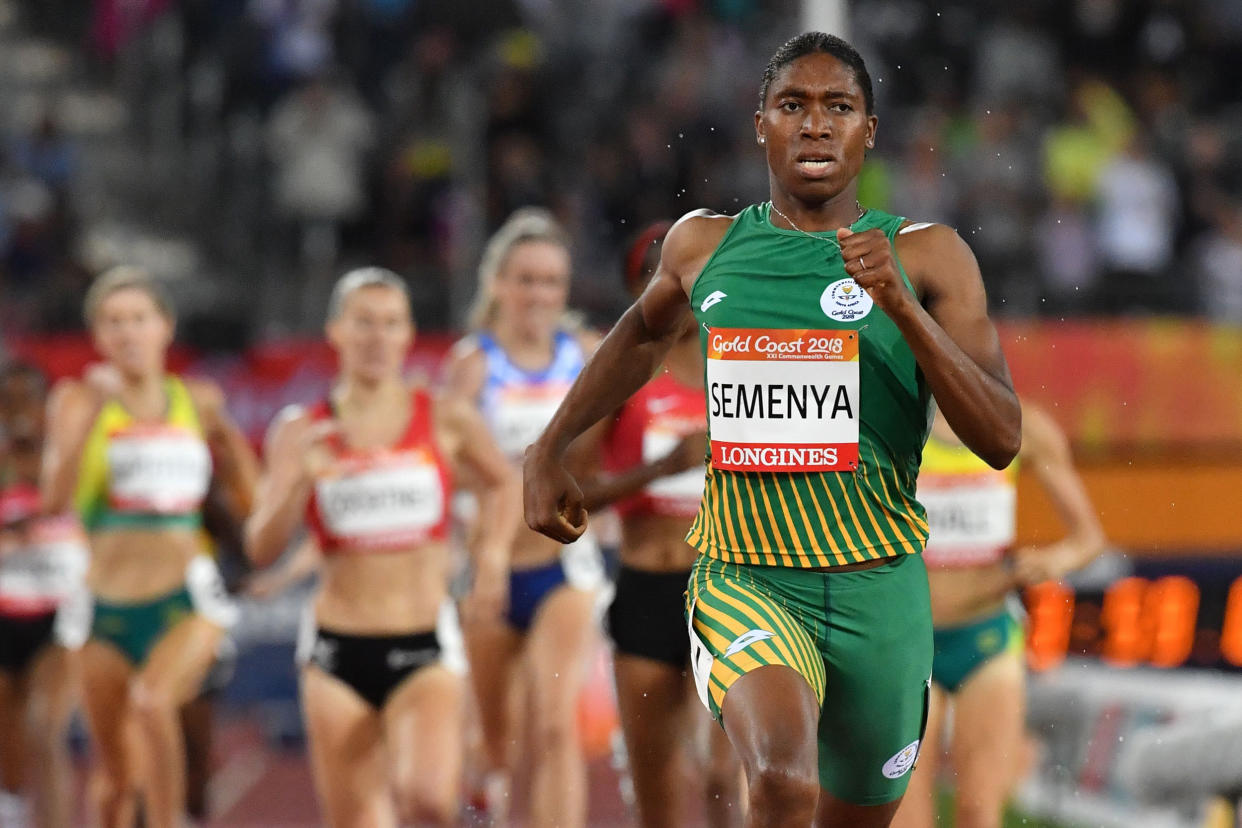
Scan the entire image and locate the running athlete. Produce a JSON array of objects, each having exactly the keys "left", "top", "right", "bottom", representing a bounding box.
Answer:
[
  {"left": 525, "top": 33, "right": 1021, "bottom": 828},
  {"left": 245, "top": 268, "right": 519, "bottom": 828},
  {"left": 0, "top": 363, "right": 86, "bottom": 828},
  {"left": 443, "top": 208, "right": 602, "bottom": 827},
  {"left": 892, "top": 403, "right": 1104, "bottom": 828},
  {"left": 41, "top": 267, "right": 259, "bottom": 828},
  {"left": 594, "top": 223, "right": 741, "bottom": 828}
]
